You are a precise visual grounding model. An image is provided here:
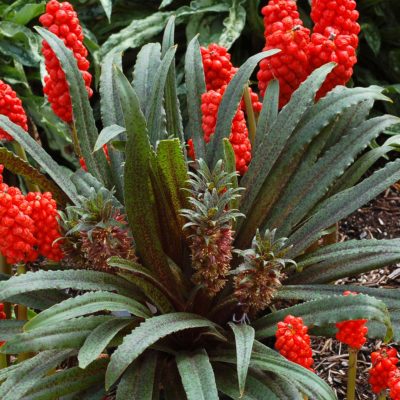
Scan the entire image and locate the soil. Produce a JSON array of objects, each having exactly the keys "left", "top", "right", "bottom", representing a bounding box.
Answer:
[{"left": 313, "top": 185, "right": 400, "bottom": 400}]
